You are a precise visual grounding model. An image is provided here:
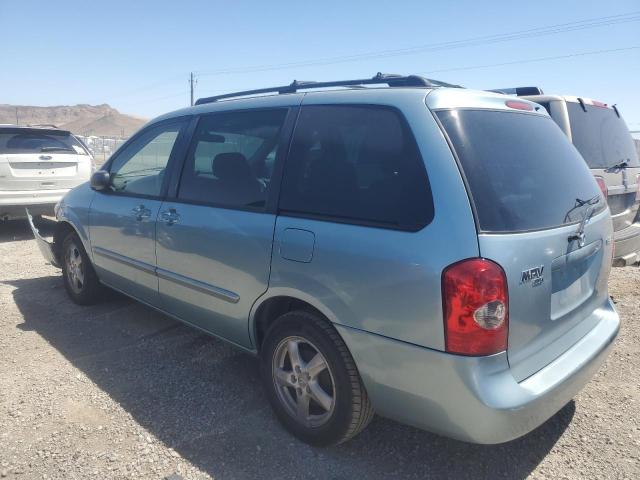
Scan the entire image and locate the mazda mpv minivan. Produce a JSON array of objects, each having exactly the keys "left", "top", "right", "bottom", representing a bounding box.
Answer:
[{"left": 30, "top": 74, "right": 619, "bottom": 446}]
